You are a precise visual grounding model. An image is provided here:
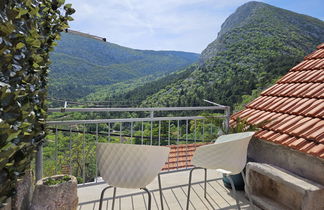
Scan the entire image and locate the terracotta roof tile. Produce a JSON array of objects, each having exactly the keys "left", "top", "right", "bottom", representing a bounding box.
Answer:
[
  {"left": 290, "top": 83, "right": 313, "bottom": 97},
  {"left": 232, "top": 43, "right": 324, "bottom": 159},
  {"left": 300, "top": 99, "right": 324, "bottom": 117},
  {"left": 274, "top": 116, "right": 304, "bottom": 132},
  {"left": 313, "top": 87, "right": 324, "bottom": 98},
  {"left": 271, "top": 133, "right": 290, "bottom": 143},
  {"left": 290, "top": 60, "right": 309, "bottom": 71},
  {"left": 263, "top": 114, "right": 292, "bottom": 130},
  {"left": 288, "top": 138, "right": 308, "bottom": 149},
  {"left": 246, "top": 96, "right": 264, "bottom": 107},
  {"left": 259, "top": 130, "right": 277, "bottom": 139},
  {"left": 261, "top": 84, "right": 282, "bottom": 95},
  {"left": 307, "top": 144, "right": 324, "bottom": 156},
  {"left": 317, "top": 43, "right": 324, "bottom": 49},
  {"left": 298, "top": 141, "right": 317, "bottom": 152},
  {"left": 246, "top": 110, "right": 267, "bottom": 123},
  {"left": 289, "top": 99, "right": 317, "bottom": 115},
  {"left": 253, "top": 112, "right": 277, "bottom": 125},
  {"left": 289, "top": 71, "right": 309, "bottom": 82},
  {"left": 305, "top": 48, "right": 324, "bottom": 60},
  {"left": 288, "top": 118, "right": 321, "bottom": 136},
  {"left": 282, "top": 136, "right": 298, "bottom": 146},
  {"left": 237, "top": 109, "right": 255, "bottom": 119},
  {"left": 253, "top": 97, "right": 278, "bottom": 109},
  {"left": 301, "top": 121, "right": 324, "bottom": 143},
  {"left": 277, "top": 72, "right": 295, "bottom": 83},
  {"left": 277, "top": 98, "right": 302, "bottom": 113},
  {"left": 266, "top": 97, "right": 288, "bottom": 111},
  {"left": 303, "top": 70, "right": 323, "bottom": 83},
  {"left": 162, "top": 143, "right": 210, "bottom": 171},
  {"left": 254, "top": 130, "right": 268, "bottom": 139}
]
